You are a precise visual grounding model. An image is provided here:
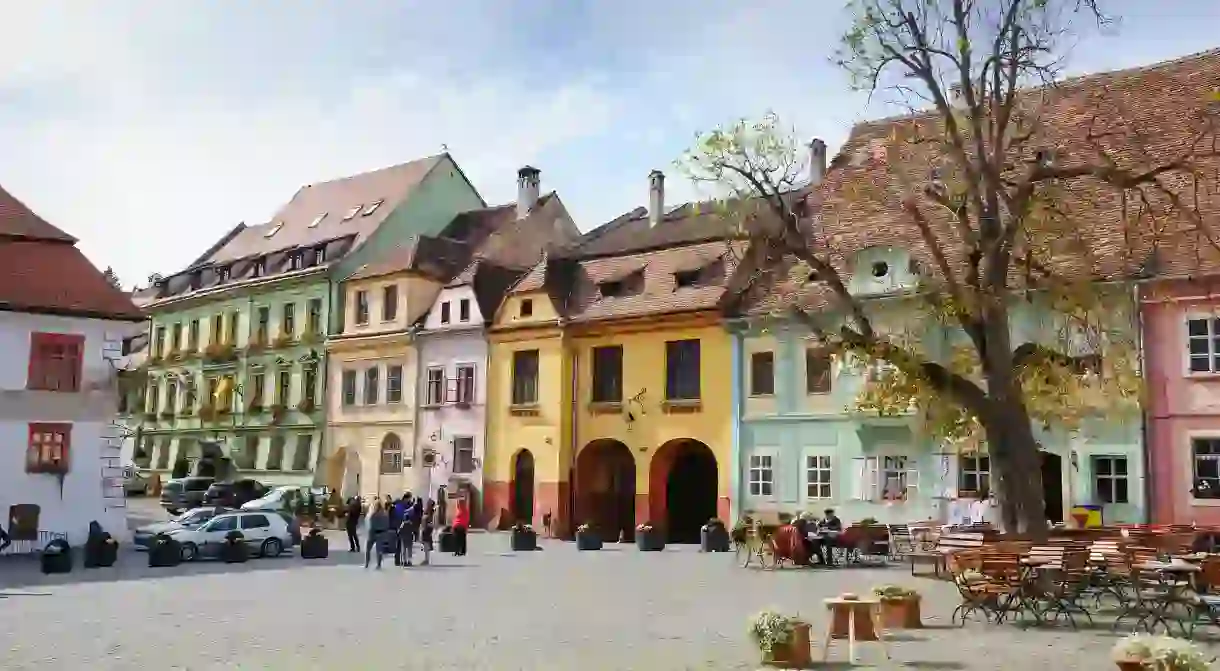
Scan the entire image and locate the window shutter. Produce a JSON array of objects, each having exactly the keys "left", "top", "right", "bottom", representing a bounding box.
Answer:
[
  {"left": 444, "top": 376, "right": 458, "bottom": 404},
  {"left": 850, "top": 457, "right": 871, "bottom": 500},
  {"left": 905, "top": 457, "right": 920, "bottom": 491},
  {"left": 935, "top": 452, "right": 959, "bottom": 499}
]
